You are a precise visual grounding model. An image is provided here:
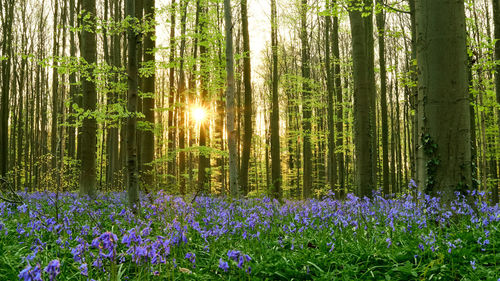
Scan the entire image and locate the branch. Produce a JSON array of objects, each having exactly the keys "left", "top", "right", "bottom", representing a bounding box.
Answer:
[{"left": 383, "top": 3, "right": 410, "bottom": 14}]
